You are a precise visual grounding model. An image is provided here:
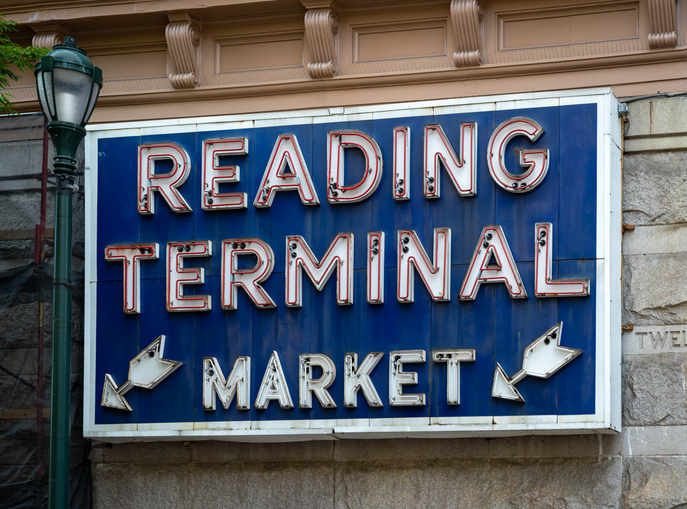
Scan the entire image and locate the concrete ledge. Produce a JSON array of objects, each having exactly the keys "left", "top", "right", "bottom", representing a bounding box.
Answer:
[
  {"left": 623, "top": 426, "right": 687, "bottom": 456},
  {"left": 623, "top": 224, "right": 687, "bottom": 255},
  {"left": 625, "top": 133, "right": 687, "bottom": 153},
  {"left": 625, "top": 96, "right": 687, "bottom": 153},
  {"left": 333, "top": 435, "right": 621, "bottom": 462},
  {"left": 93, "top": 434, "right": 624, "bottom": 467},
  {"left": 190, "top": 441, "right": 334, "bottom": 464},
  {"left": 623, "top": 325, "right": 687, "bottom": 355},
  {"left": 626, "top": 97, "right": 687, "bottom": 137}
]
